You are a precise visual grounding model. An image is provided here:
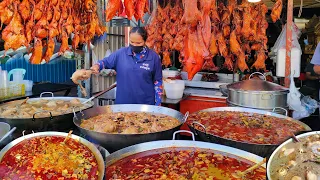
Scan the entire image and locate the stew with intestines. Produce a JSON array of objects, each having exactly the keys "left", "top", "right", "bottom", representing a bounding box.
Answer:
[
  {"left": 188, "top": 111, "right": 305, "bottom": 144},
  {"left": 0, "top": 136, "right": 99, "bottom": 179},
  {"left": 269, "top": 134, "right": 320, "bottom": 180},
  {"left": 80, "top": 112, "right": 181, "bottom": 134},
  {"left": 0, "top": 98, "right": 90, "bottom": 118},
  {"left": 106, "top": 148, "right": 266, "bottom": 180}
]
